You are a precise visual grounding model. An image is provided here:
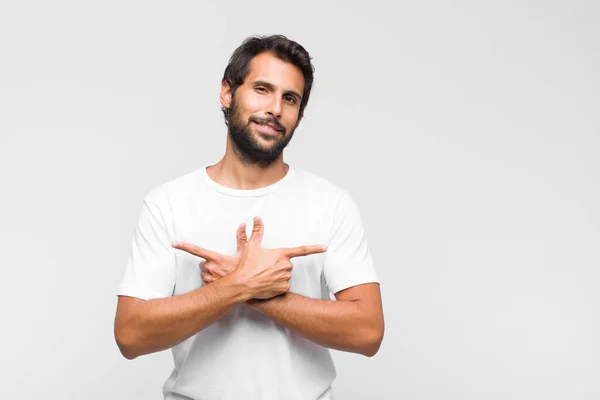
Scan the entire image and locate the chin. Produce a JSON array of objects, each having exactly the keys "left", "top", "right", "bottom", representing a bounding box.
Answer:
[{"left": 250, "top": 131, "right": 282, "bottom": 146}]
